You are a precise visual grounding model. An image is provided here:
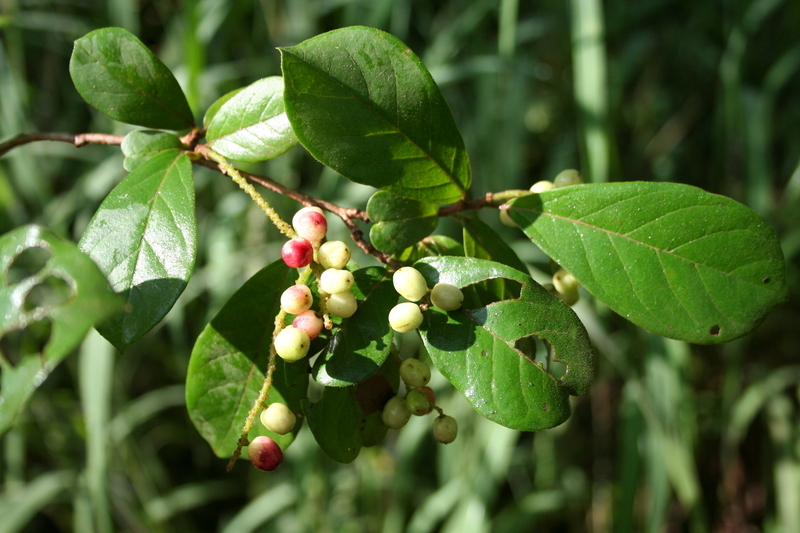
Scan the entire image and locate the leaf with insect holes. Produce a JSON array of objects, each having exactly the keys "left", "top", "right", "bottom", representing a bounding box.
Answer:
[
  {"left": 206, "top": 77, "right": 298, "bottom": 162},
  {"left": 70, "top": 28, "right": 194, "bottom": 130},
  {"left": 186, "top": 260, "right": 307, "bottom": 457},
  {"left": 415, "top": 256, "right": 594, "bottom": 431},
  {"left": 0, "top": 225, "right": 122, "bottom": 436},
  {"left": 79, "top": 149, "right": 196, "bottom": 351},
  {"left": 312, "top": 267, "right": 396, "bottom": 387},
  {"left": 508, "top": 182, "right": 788, "bottom": 344},
  {"left": 281, "top": 26, "right": 471, "bottom": 205}
]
